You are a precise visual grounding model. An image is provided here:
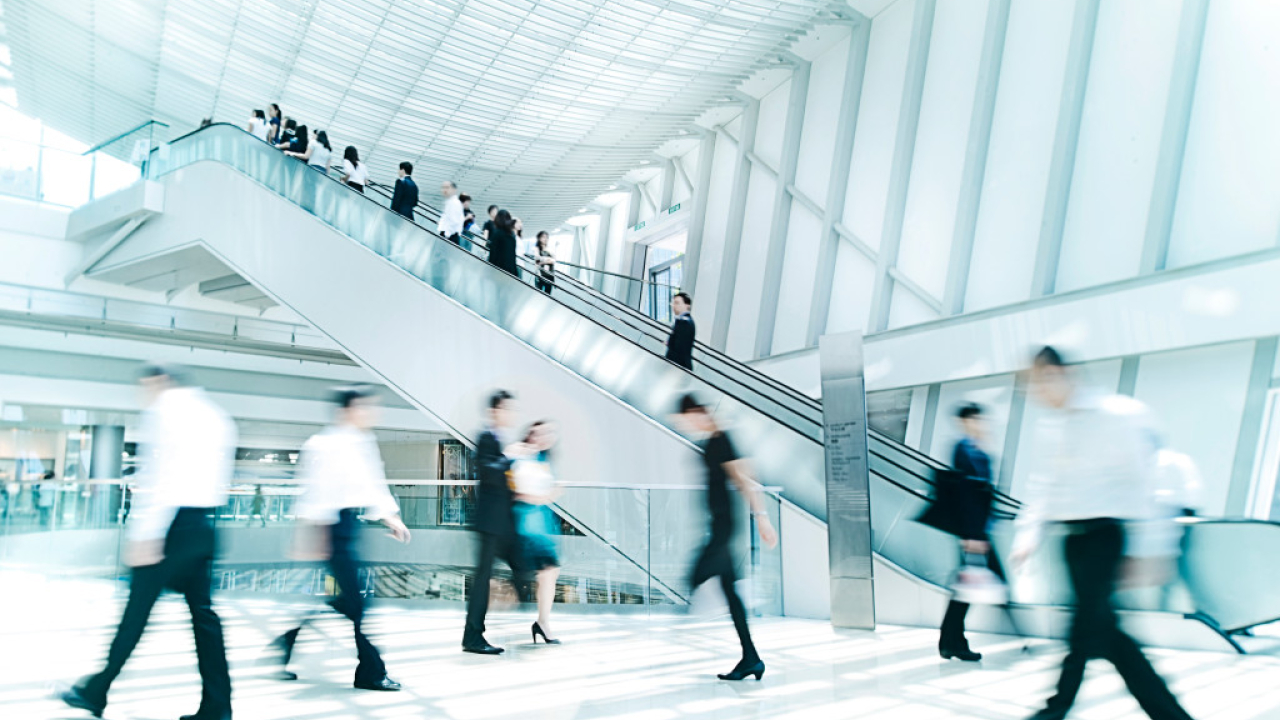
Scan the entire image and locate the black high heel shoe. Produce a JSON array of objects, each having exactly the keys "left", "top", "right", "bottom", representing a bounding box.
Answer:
[
  {"left": 532, "top": 621, "right": 562, "bottom": 644},
  {"left": 717, "top": 658, "right": 765, "bottom": 681}
]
